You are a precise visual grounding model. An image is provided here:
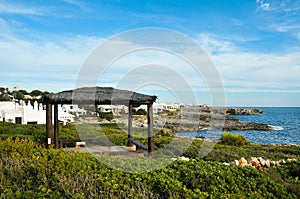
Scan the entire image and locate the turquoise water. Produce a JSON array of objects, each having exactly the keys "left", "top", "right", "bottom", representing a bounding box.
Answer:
[{"left": 177, "top": 107, "right": 300, "bottom": 145}]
